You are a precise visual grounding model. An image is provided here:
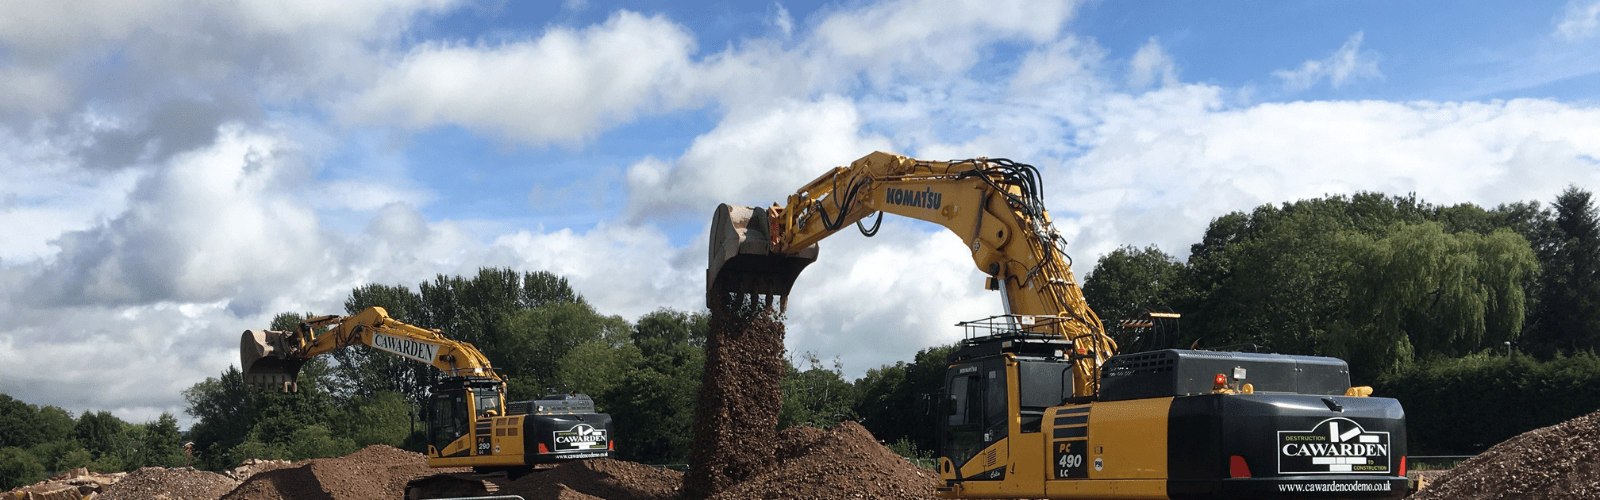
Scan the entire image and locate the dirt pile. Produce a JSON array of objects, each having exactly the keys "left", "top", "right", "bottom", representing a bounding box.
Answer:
[
  {"left": 221, "top": 445, "right": 462, "bottom": 500},
  {"left": 225, "top": 458, "right": 294, "bottom": 481},
  {"left": 681, "top": 292, "right": 788, "bottom": 499},
  {"left": 99, "top": 467, "right": 238, "bottom": 500},
  {"left": 4, "top": 468, "right": 125, "bottom": 500},
  {"left": 706, "top": 421, "right": 939, "bottom": 500},
  {"left": 499, "top": 458, "right": 682, "bottom": 500},
  {"left": 1410, "top": 408, "right": 1600, "bottom": 500}
]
